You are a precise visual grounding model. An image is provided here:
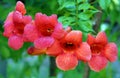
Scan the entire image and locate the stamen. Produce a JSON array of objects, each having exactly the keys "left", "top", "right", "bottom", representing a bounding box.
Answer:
[
  {"left": 38, "top": 24, "right": 54, "bottom": 36},
  {"left": 47, "top": 28, "right": 53, "bottom": 33},
  {"left": 66, "top": 42, "right": 74, "bottom": 47},
  {"left": 61, "top": 42, "right": 77, "bottom": 51}
]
